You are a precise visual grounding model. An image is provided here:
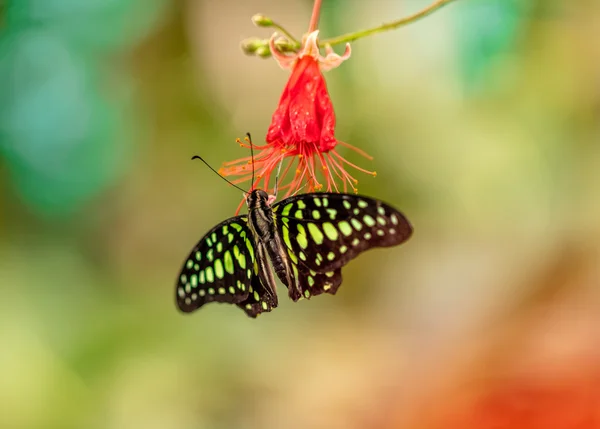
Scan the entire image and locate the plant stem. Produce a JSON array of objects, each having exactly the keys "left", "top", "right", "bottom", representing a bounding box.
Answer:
[
  {"left": 319, "top": 0, "right": 455, "bottom": 47},
  {"left": 308, "top": 0, "right": 323, "bottom": 33},
  {"left": 269, "top": 22, "right": 300, "bottom": 45}
]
